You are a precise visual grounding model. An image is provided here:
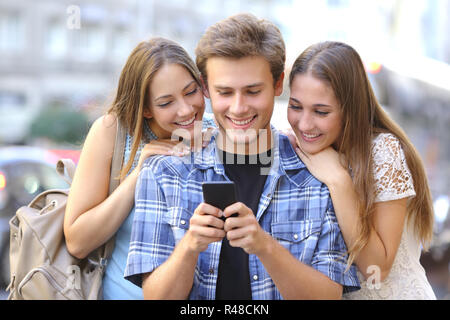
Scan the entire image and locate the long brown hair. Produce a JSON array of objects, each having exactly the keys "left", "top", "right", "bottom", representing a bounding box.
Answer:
[
  {"left": 289, "top": 41, "right": 434, "bottom": 265},
  {"left": 107, "top": 37, "right": 201, "bottom": 180}
]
